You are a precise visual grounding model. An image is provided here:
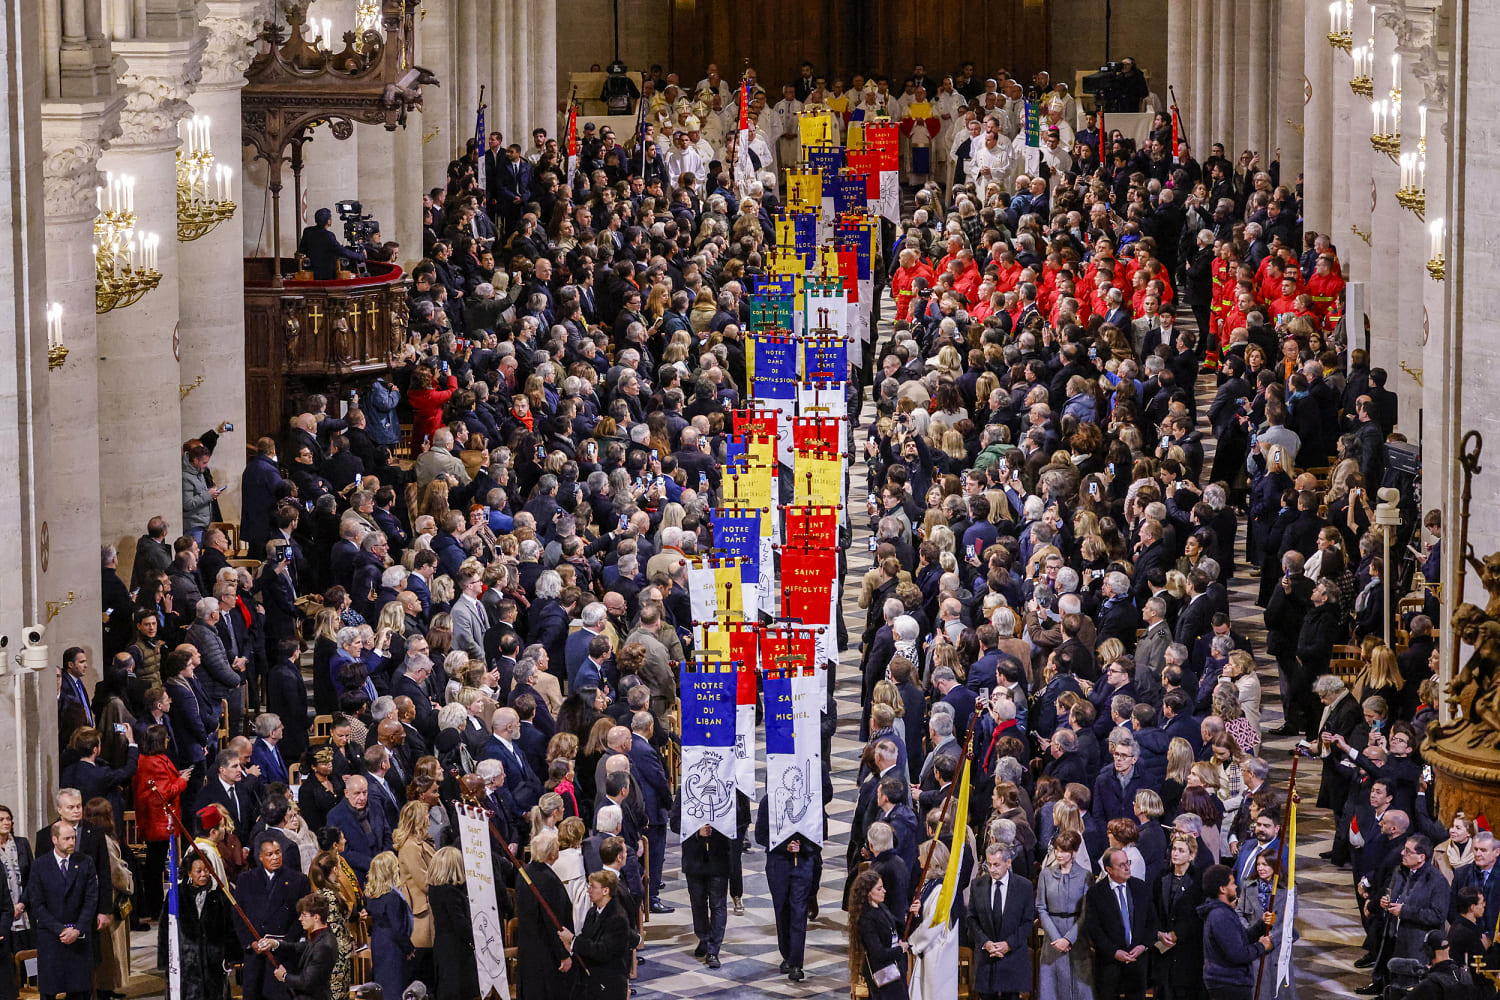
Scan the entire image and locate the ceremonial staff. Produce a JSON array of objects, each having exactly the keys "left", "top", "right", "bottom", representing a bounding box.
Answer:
[
  {"left": 449, "top": 771, "right": 590, "bottom": 973},
  {"left": 901, "top": 699, "right": 982, "bottom": 945},
  {"left": 1253, "top": 751, "right": 1301, "bottom": 999},
  {"left": 144, "top": 780, "right": 282, "bottom": 971}
]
